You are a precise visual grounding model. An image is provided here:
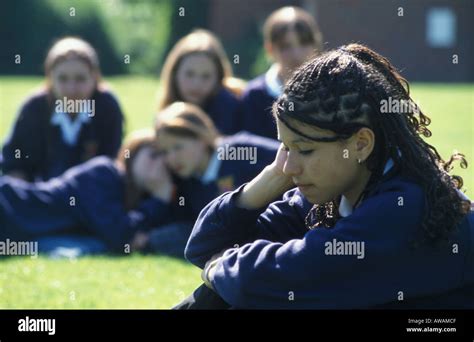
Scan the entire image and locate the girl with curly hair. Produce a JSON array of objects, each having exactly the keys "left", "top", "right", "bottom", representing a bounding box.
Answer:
[{"left": 177, "top": 43, "right": 473, "bottom": 309}]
